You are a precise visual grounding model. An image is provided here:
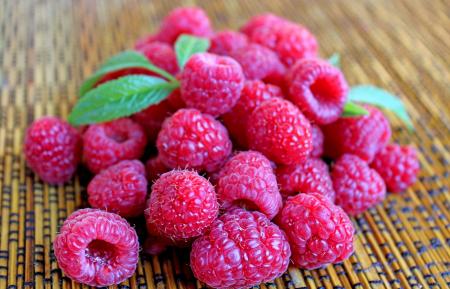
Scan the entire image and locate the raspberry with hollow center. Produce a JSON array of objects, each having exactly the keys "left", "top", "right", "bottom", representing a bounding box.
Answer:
[{"left": 209, "top": 30, "right": 249, "bottom": 56}]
